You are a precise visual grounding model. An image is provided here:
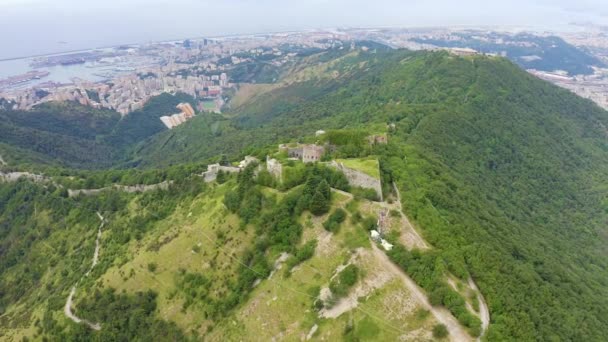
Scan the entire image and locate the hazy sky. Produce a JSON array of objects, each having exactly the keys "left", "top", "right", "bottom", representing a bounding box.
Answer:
[{"left": 1, "top": 0, "right": 608, "bottom": 59}]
